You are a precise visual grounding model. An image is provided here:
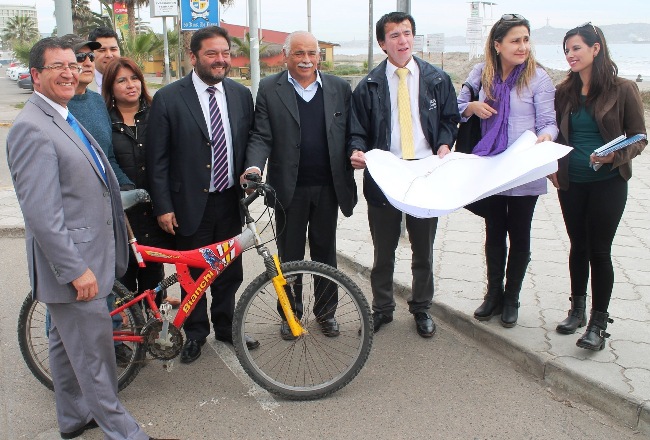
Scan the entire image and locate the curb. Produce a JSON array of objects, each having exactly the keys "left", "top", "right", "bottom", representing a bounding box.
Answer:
[{"left": 336, "top": 251, "right": 648, "bottom": 435}]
